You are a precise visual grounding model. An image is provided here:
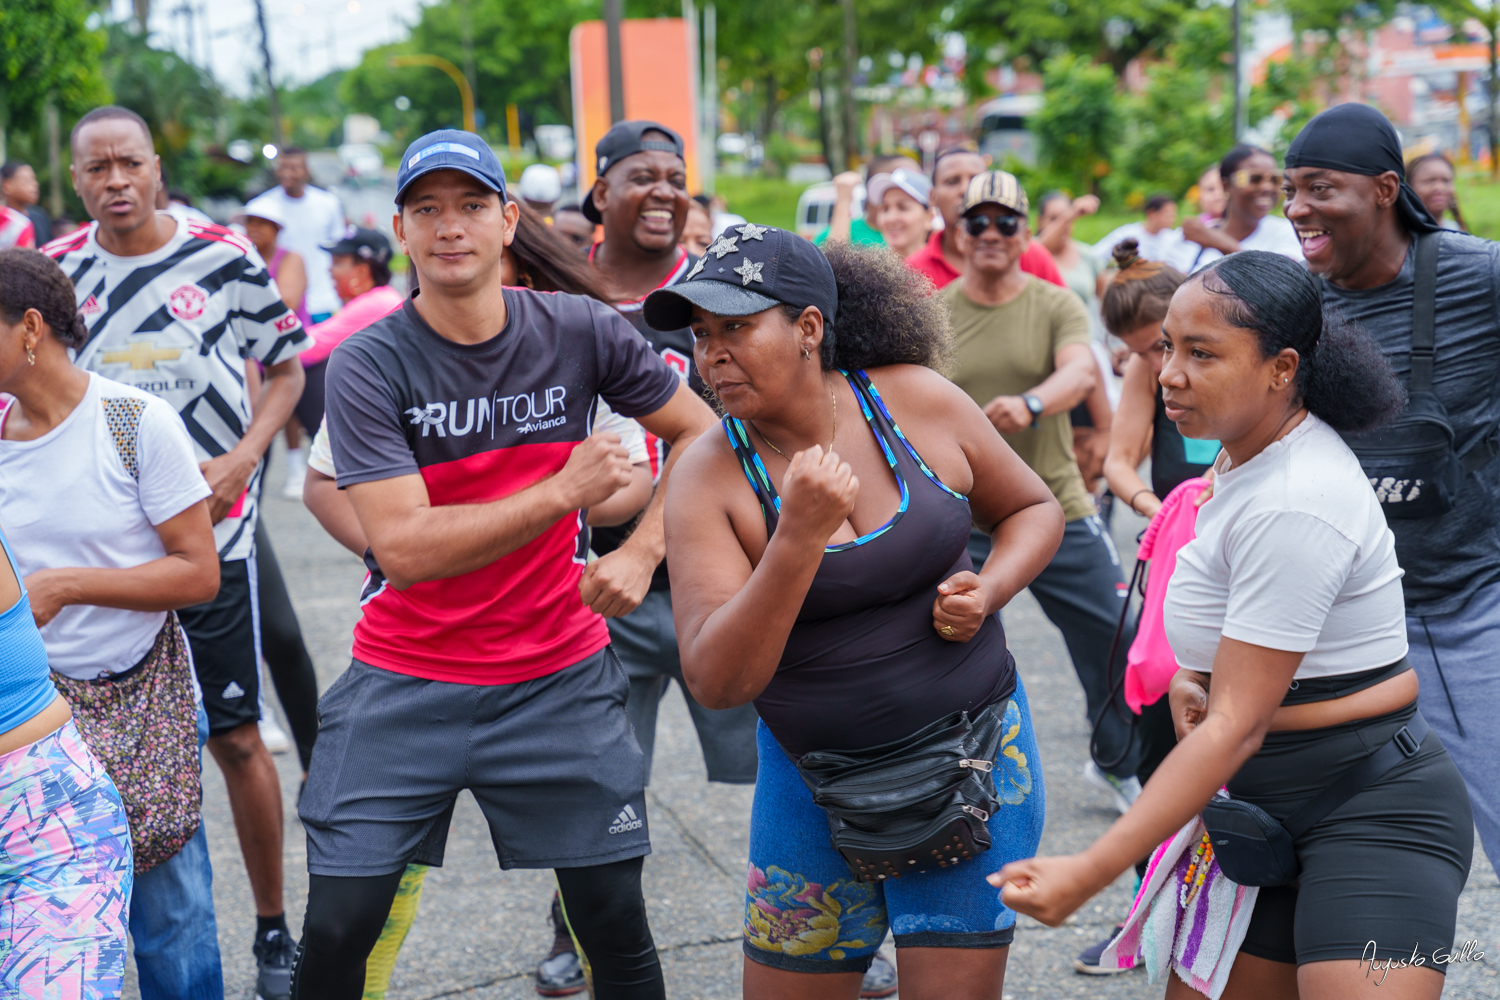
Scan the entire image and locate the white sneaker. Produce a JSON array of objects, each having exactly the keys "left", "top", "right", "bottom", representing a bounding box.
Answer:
[
  {"left": 1083, "top": 760, "right": 1141, "bottom": 815},
  {"left": 259, "top": 717, "right": 292, "bottom": 755},
  {"left": 281, "top": 448, "right": 307, "bottom": 500}
]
